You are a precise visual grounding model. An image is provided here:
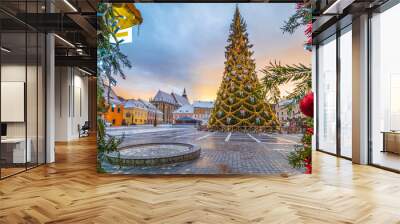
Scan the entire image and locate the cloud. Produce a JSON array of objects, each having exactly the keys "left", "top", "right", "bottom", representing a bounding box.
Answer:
[{"left": 114, "top": 3, "right": 310, "bottom": 101}]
